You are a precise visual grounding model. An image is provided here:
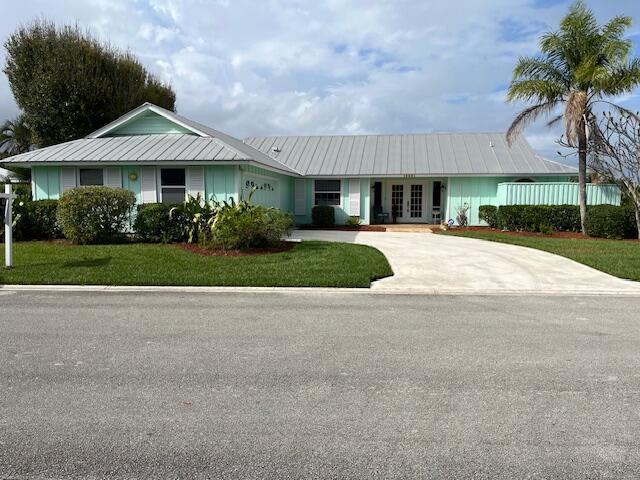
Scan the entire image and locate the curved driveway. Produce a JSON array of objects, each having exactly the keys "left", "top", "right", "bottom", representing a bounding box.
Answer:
[{"left": 293, "top": 230, "right": 640, "bottom": 294}]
